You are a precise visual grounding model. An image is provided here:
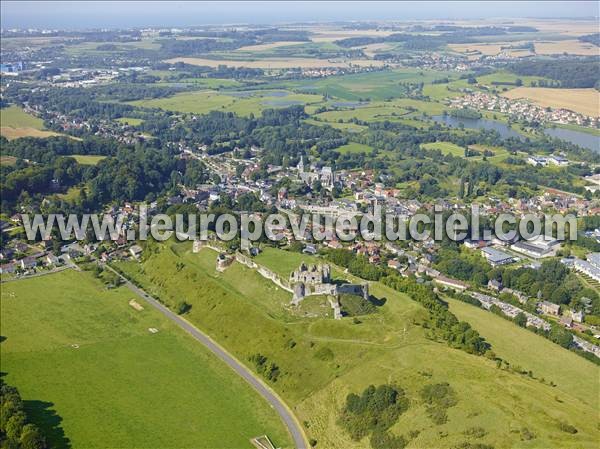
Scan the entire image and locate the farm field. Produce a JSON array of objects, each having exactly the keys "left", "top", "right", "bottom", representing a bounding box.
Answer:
[
  {"left": 272, "top": 68, "right": 460, "bottom": 101},
  {"left": 0, "top": 155, "right": 18, "bottom": 165},
  {"left": 0, "top": 269, "right": 291, "bottom": 449},
  {"left": 502, "top": 87, "right": 600, "bottom": 117},
  {"left": 534, "top": 39, "right": 599, "bottom": 56},
  {"left": 164, "top": 56, "right": 386, "bottom": 69},
  {"left": 129, "top": 90, "right": 324, "bottom": 116},
  {"left": 114, "top": 242, "right": 600, "bottom": 449}
]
